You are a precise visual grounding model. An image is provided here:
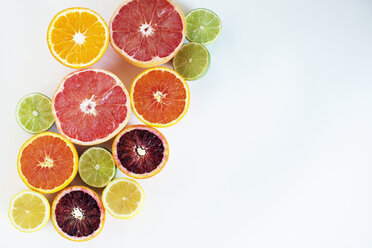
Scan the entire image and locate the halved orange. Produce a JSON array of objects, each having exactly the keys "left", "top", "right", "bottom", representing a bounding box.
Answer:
[
  {"left": 47, "top": 7, "right": 109, "bottom": 69},
  {"left": 130, "top": 67, "right": 190, "bottom": 127},
  {"left": 17, "top": 132, "right": 79, "bottom": 194}
]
